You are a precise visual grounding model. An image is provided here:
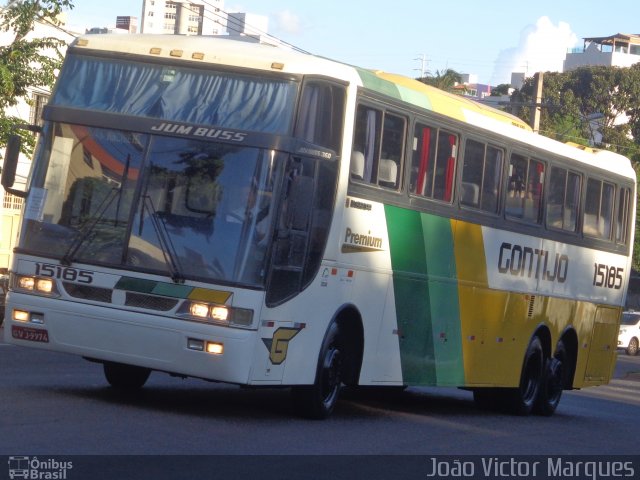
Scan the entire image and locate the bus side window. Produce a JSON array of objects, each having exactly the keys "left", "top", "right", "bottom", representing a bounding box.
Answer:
[
  {"left": 584, "top": 178, "right": 614, "bottom": 240},
  {"left": 616, "top": 186, "right": 631, "bottom": 244},
  {"left": 546, "top": 167, "right": 581, "bottom": 232},
  {"left": 351, "top": 105, "right": 381, "bottom": 184},
  {"left": 411, "top": 122, "right": 457, "bottom": 202},
  {"left": 378, "top": 113, "right": 405, "bottom": 189},
  {"left": 506, "top": 154, "right": 544, "bottom": 224},
  {"left": 460, "top": 140, "right": 503, "bottom": 213}
]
